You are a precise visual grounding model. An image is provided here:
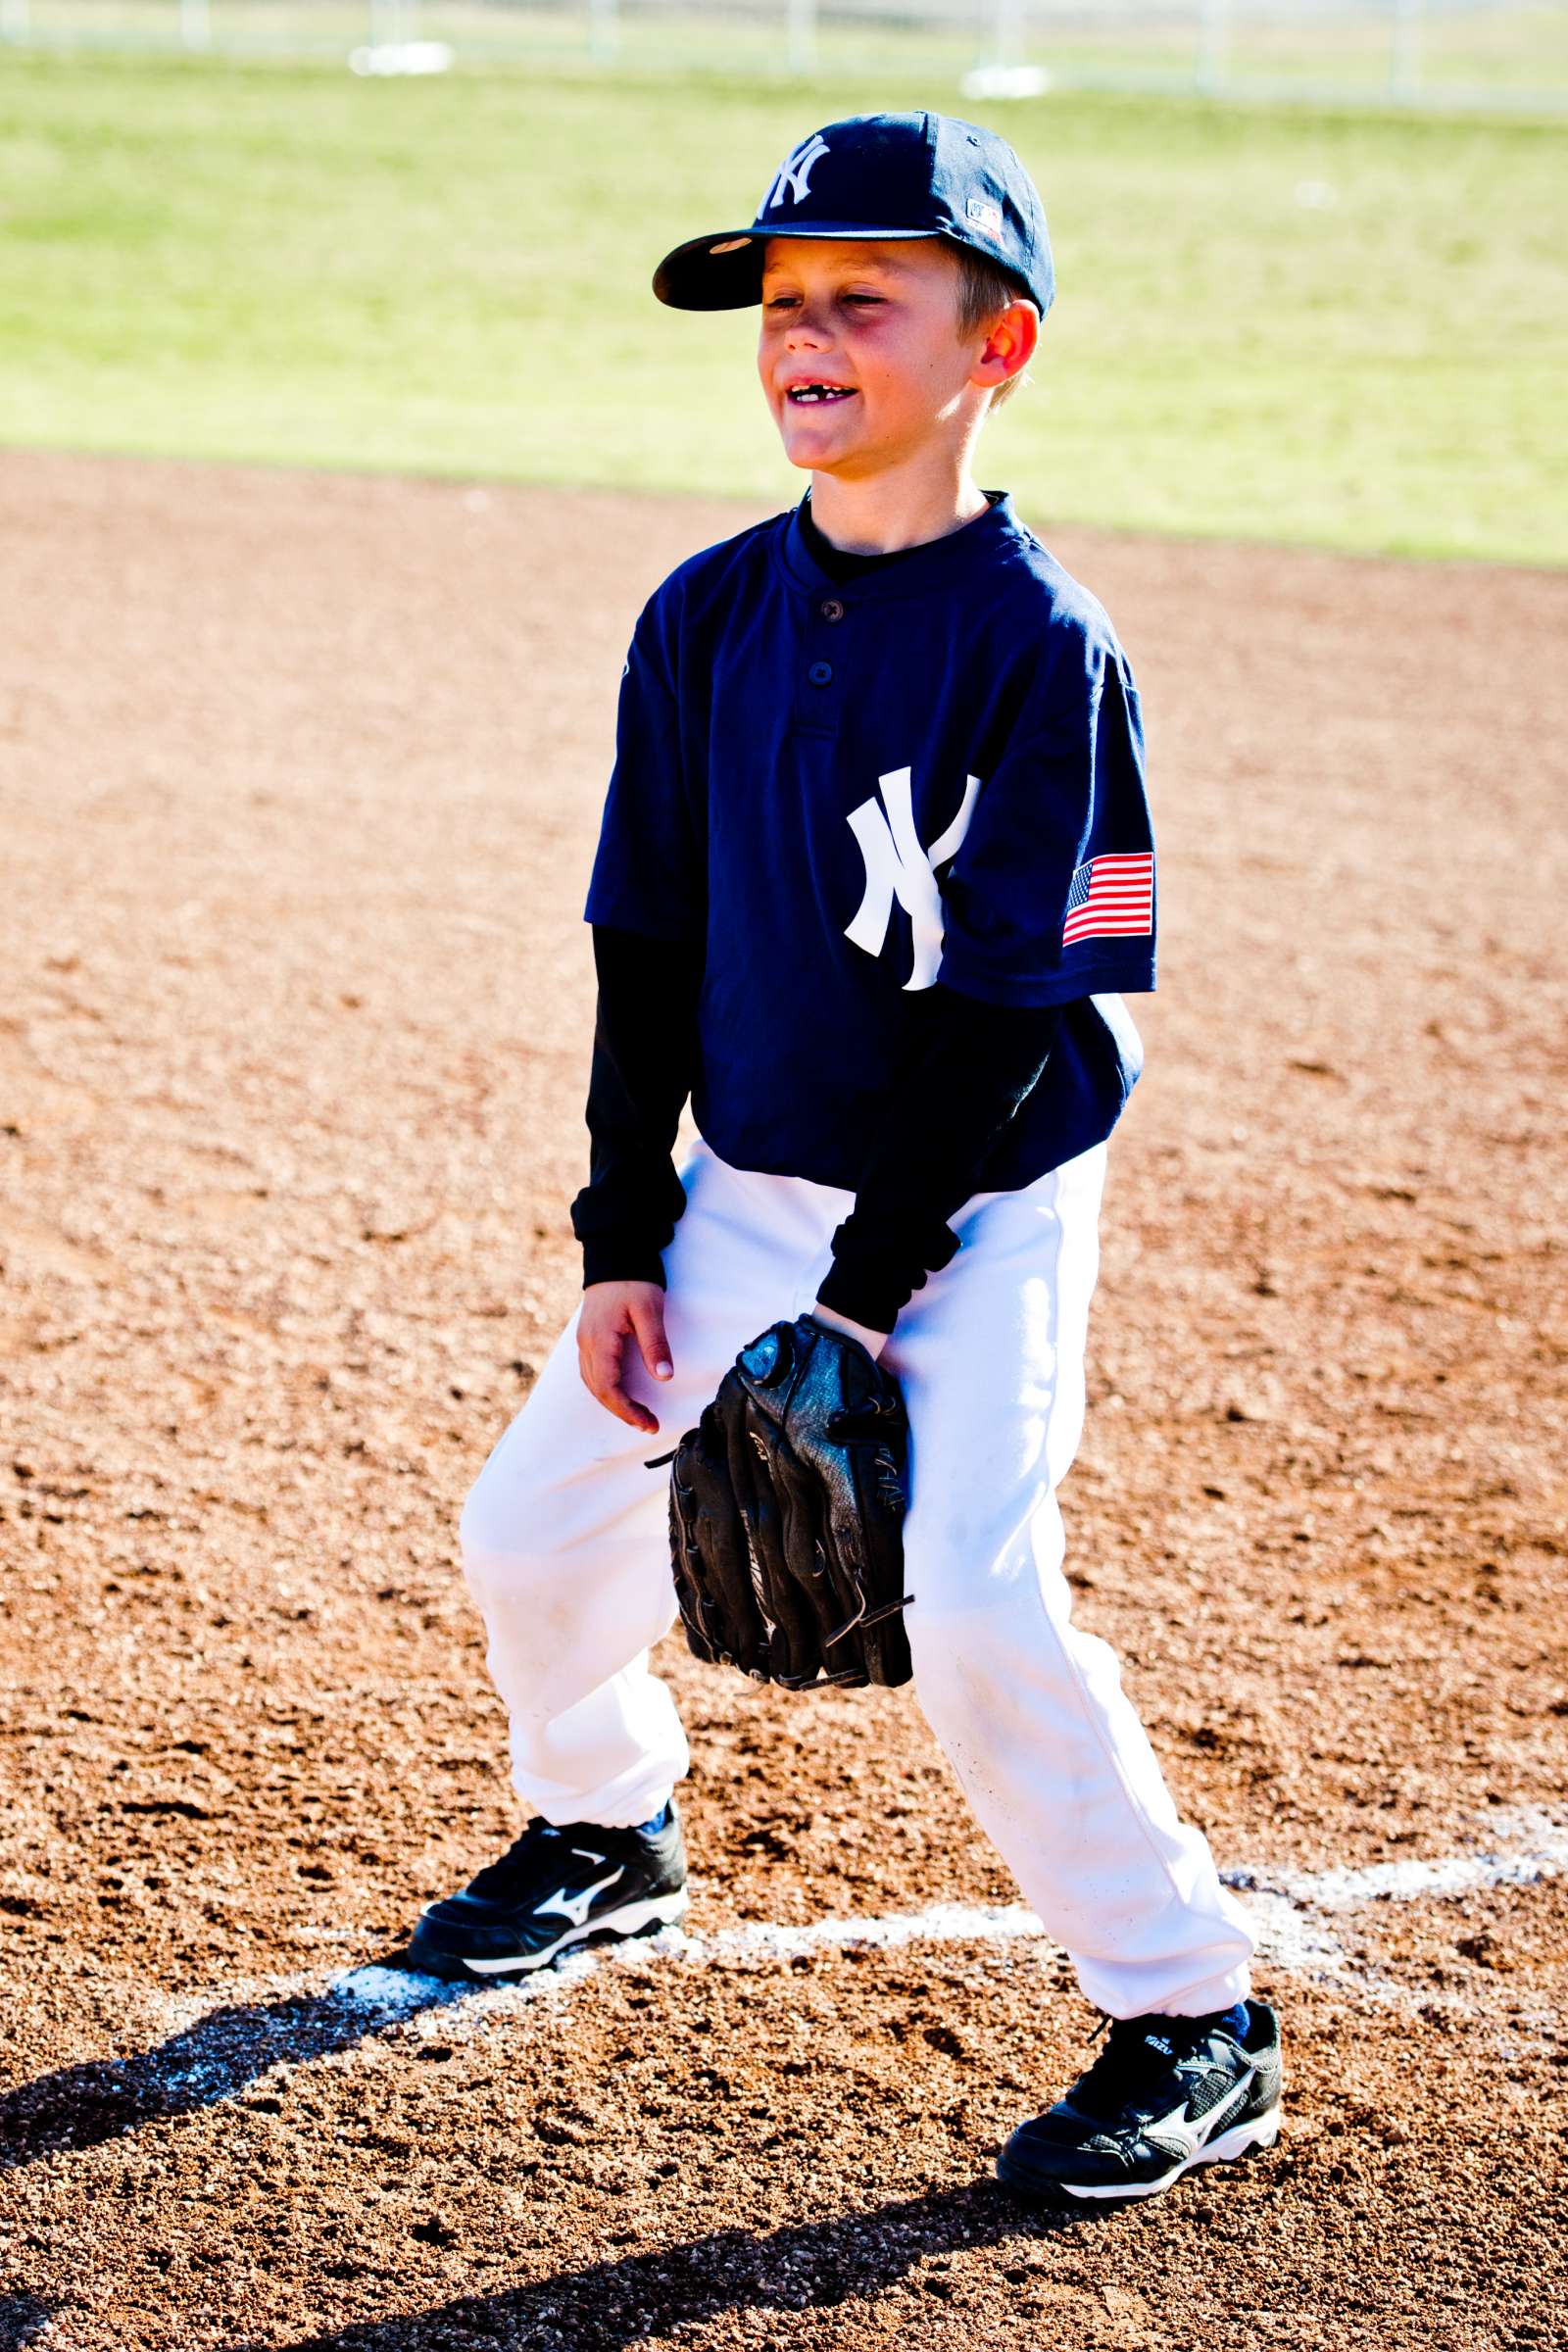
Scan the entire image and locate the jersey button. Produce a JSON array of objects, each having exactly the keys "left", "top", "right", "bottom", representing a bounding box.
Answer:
[
  {"left": 808, "top": 661, "right": 834, "bottom": 686},
  {"left": 819, "top": 598, "right": 845, "bottom": 622}
]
